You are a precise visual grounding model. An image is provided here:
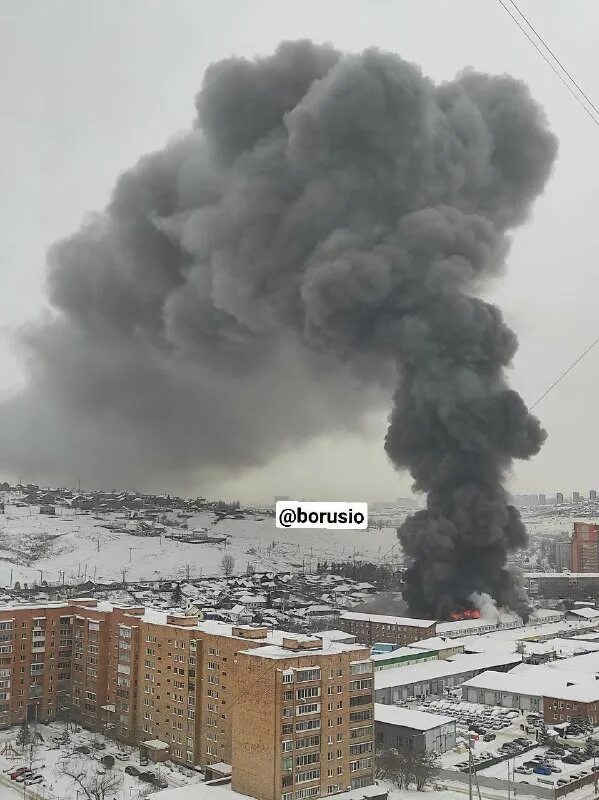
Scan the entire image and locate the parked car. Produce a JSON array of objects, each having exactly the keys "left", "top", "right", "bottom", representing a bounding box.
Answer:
[
  {"left": 15, "top": 771, "right": 34, "bottom": 783},
  {"left": 75, "top": 745, "right": 90, "bottom": 755},
  {"left": 483, "top": 734, "right": 496, "bottom": 742},
  {"left": 533, "top": 766, "right": 552, "bottom": 776},
  {"left": 557, "top": 779, "right": 569, "bottom": 786},
  {"left": 92, "top": 741, "right": 106, "bottom": 750},
  {"left": 515, "top": 767, "right": 532, "bottom": 775},
  {"left": 139, "top": 771, "right": 156, "bottom": 783},
  {"left": 116, "top": 752, "right": 130, "bottom": 762},
  {"left": 125, "top": 766, "right": 141, "bottom": 777},
  {"left": 24, "top": 775, "right": 44, "bottom": 786},
  {"left": 10, "top": 768, "right": 31, "bottom": 780},
  {"left": 139, "top": 756, "right": 149, "bottom": 767}
]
